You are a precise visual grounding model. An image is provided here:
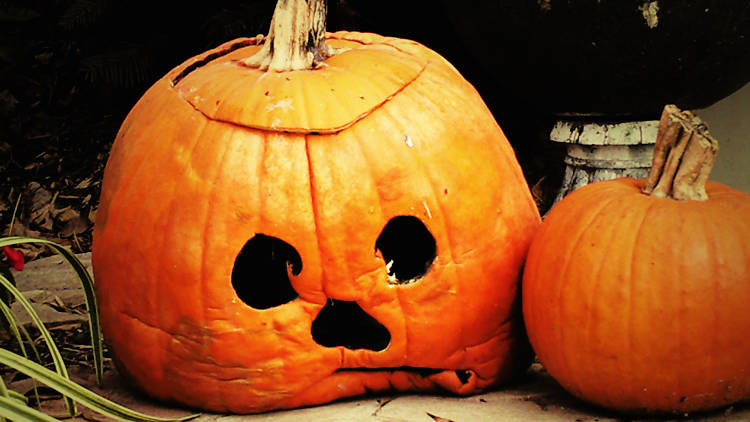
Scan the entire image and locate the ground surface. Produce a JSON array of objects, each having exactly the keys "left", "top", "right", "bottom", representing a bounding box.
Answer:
[{"left": 2, "top": 253, "right": 749, "bottom": 422}]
